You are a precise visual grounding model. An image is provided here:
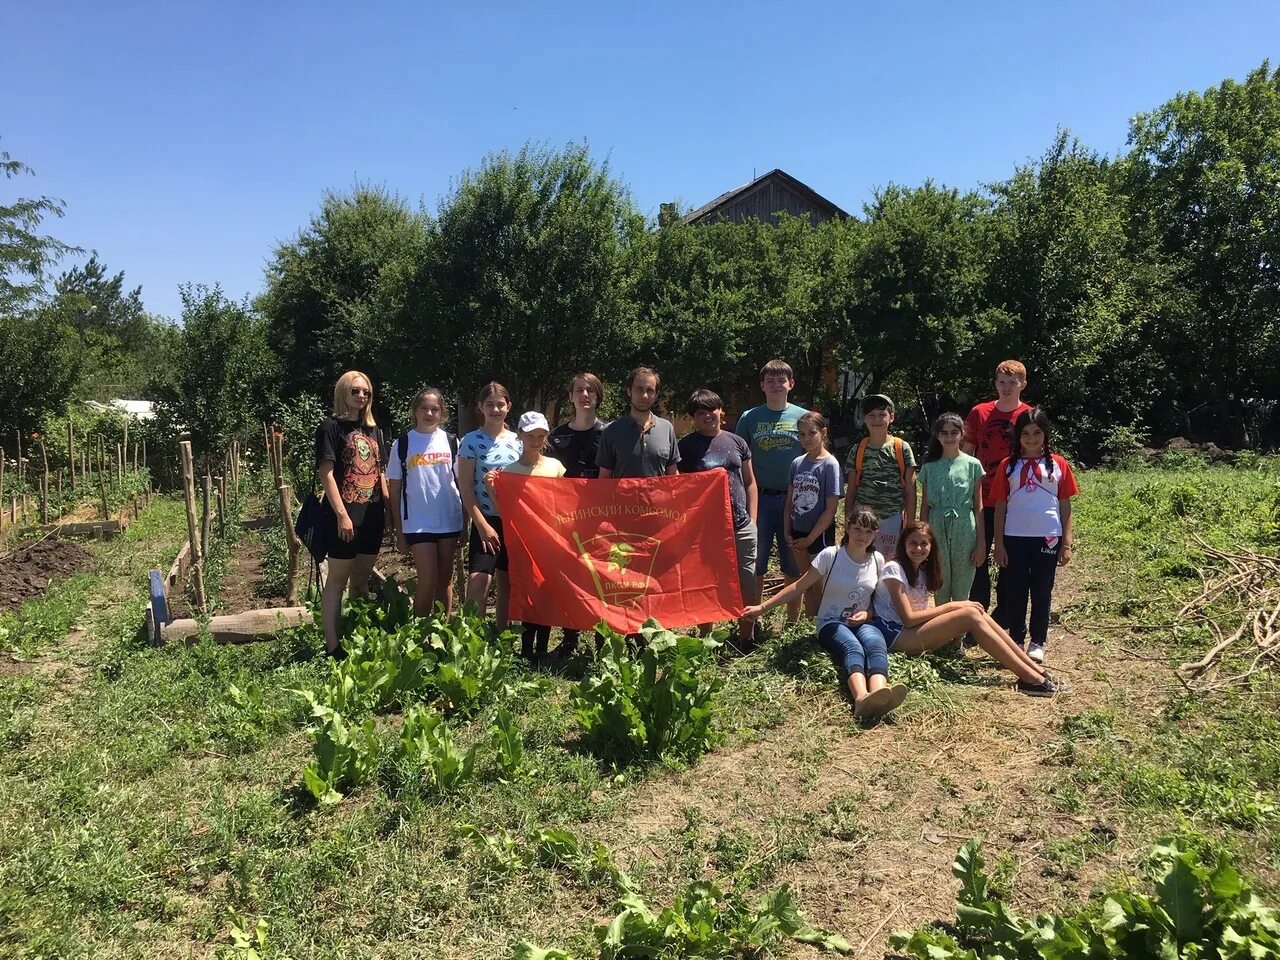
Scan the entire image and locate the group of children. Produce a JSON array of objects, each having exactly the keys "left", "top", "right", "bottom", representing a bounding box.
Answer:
[{"left": 314, "top": 359, "right": 1076, "bottom": 719}]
